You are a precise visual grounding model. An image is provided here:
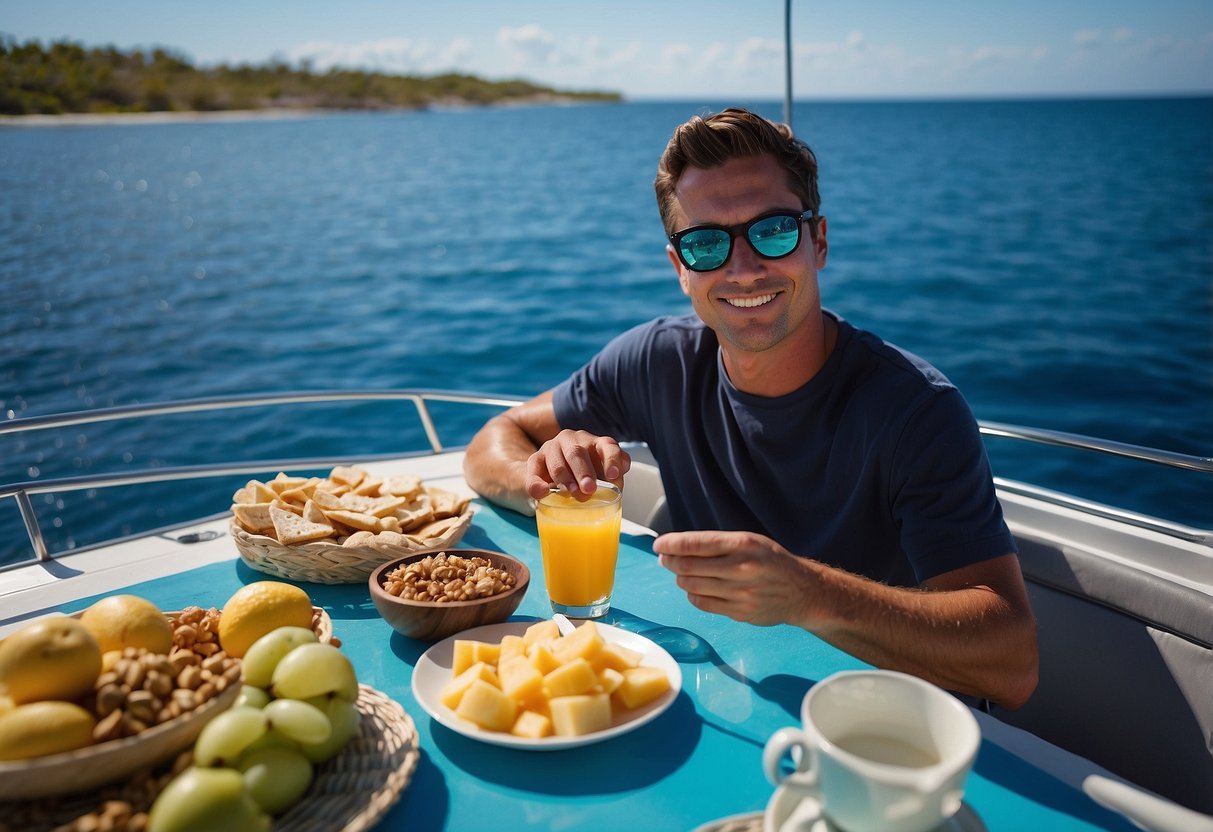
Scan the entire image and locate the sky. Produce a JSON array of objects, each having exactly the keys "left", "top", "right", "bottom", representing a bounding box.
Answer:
[{"left": 4, "top": 0, "right": 1212, "bottom": 100}]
